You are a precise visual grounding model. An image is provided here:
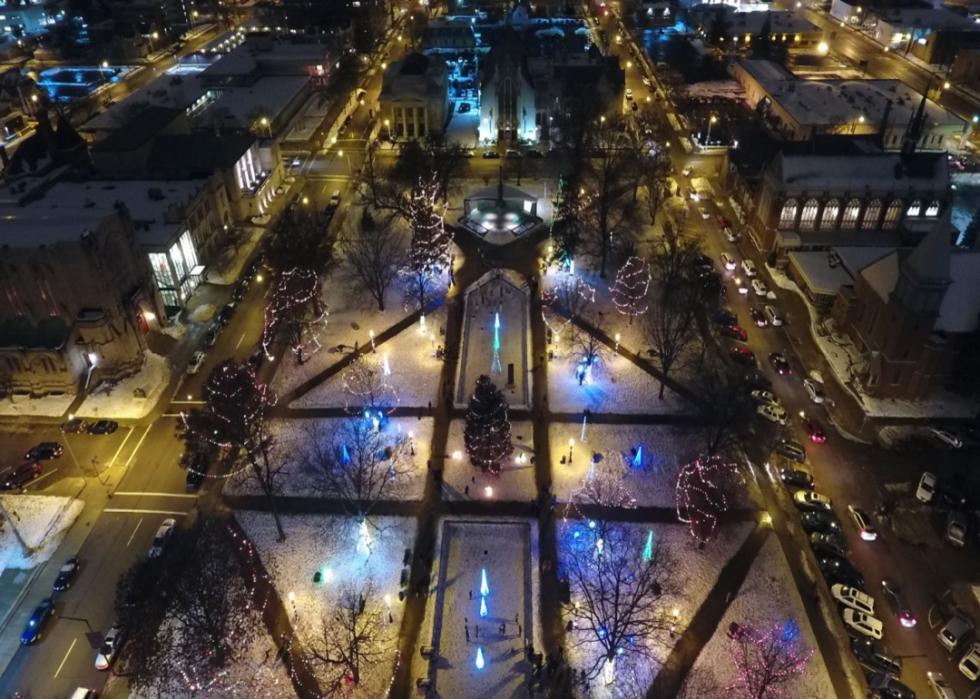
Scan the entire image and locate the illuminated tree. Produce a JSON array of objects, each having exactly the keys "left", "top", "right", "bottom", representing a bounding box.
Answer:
[
  {"left": 341, "top": 354, "right": 398, "bottom": 415},
  {"left": 261, "top": 267, "right": 328, "bottom": 364},
  {"left": 727, "top": 620, "right": 813, "bottom": 698},
  {"left": 551, "top": 176, "right": 591, "bottom": 264},
  {"left": 542, "top": 273, "right": 595, "bottom": 347},
  {"left": 675, "top": 454, "right": 738, "bottom": 544},
  {"left": 611, "top": 256, "right": 651, "bottom": 324},
  {"left": 464, "top": 375, "right": 513, "bottom": 474},
  {"left": 570, "top": 453, "right": 637, "bottom": 512},
  {"left": 182, "top": 361, "right": 286, "bottom": 540},
  {"left": 405, "top": 174, "right": 451, "bottom": 277}
]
